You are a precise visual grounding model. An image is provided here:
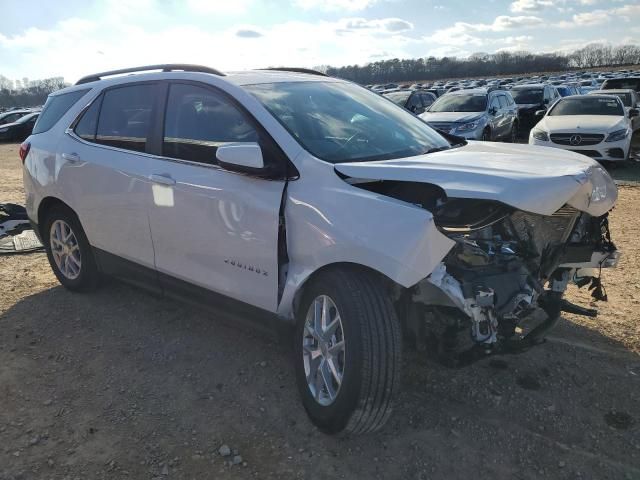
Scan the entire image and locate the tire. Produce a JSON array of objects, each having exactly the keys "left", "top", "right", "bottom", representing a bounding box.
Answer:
[
  {"left": 481, "top": 128, "right": 491, "bottom": 141},
  {"left": 294, "top": 267, "right": 402, "bottom": 435},
  {"left": 43, "top": 205, "right": 100, "bottom": 292}
]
